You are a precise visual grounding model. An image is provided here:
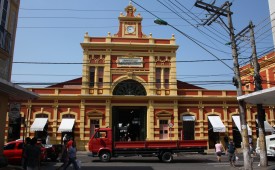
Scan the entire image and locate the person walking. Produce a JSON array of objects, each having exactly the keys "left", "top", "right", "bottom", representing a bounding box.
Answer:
[
  {"left": 56, "top": 140, "right": 68, "bottom": 170},
  {"left": 22, "top": 137, "right": 31, "bottom": 170},
  {"left": 66, "top": 137, "right": 74, "bottom": 149},
  {"left": 25, "top": 137, "right": 41, "bottom": 170},
  {"left": 46, "top": 134, "right": 50, "bottom": 145},
  {"left": 249, "top": 143, "right": 256, "bottom": 165},
  {"left": 215, "top": 141, "right": 224, "bottom": 162},
  {"left": 227, "top": 140, "right": 236, "bottom": 167},
  {"left": 63, "top": 134, "right": 68, "bottom": 144},
  {"left": 64, "top": 141, "right": 79, "bottom": 170}
]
